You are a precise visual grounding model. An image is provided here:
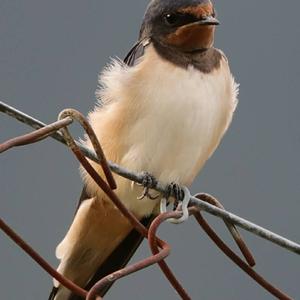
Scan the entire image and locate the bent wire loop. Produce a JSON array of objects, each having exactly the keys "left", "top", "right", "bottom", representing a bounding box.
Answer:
[
  {"left": 160, "top": 186, "right": 191, "bottom": 224},
  {"left": 0, "top": 101, "right": 299, "bottom": 300}
]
